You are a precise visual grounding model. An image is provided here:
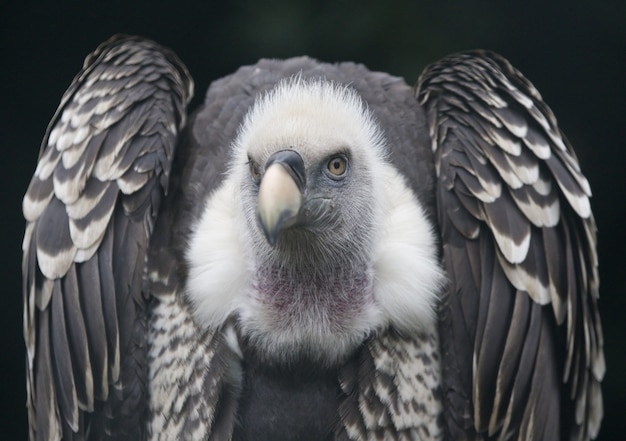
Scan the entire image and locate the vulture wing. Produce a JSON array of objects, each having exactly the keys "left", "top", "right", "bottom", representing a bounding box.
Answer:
[
  {"left": 418, "top": 51, "right": 604, "bottom": 441},
  {"left": 22, "top": 35, "right": 192, "bottom": 440}
]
